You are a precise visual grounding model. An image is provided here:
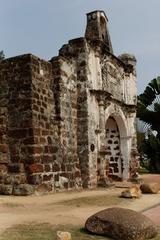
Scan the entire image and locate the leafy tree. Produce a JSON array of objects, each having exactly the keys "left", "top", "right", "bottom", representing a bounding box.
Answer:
[
  {"left": 0, "top": 50, "right": 5, "bottom": 60},
  {"left": 137, "top": 76, "right": 160, "bottom": 172}
]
